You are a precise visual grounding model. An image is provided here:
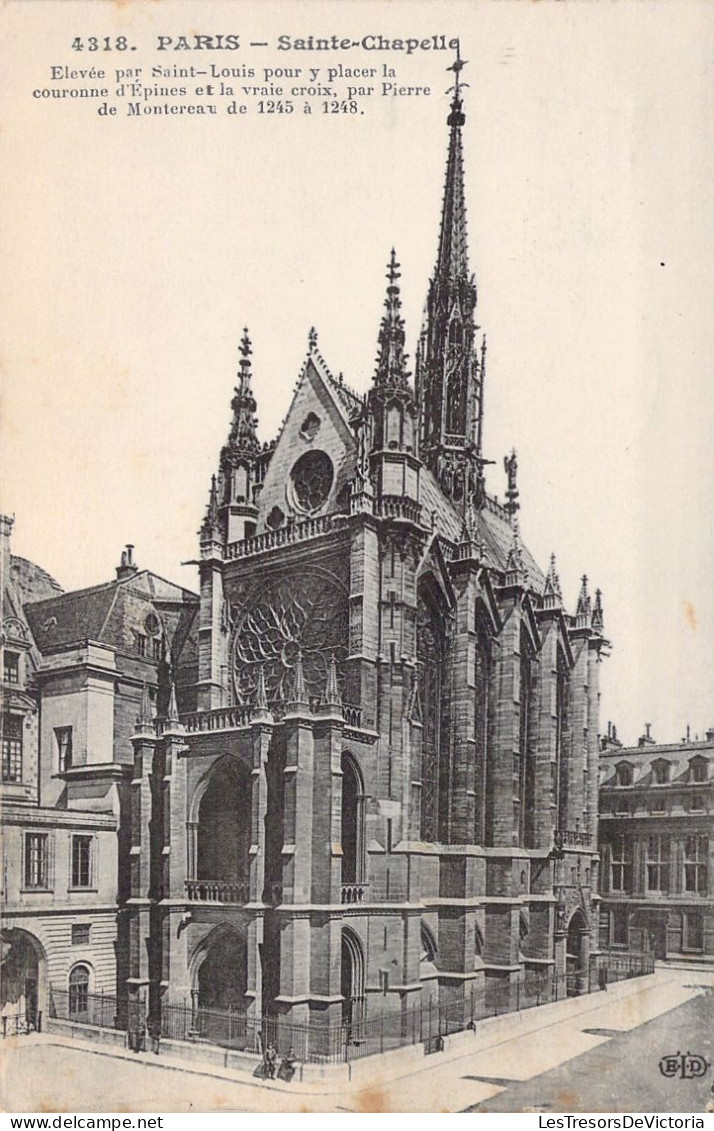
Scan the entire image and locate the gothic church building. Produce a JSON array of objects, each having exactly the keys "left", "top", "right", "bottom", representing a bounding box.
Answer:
[{"left": 127, "top": 81, "right": 607, "bottom": 1042}]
